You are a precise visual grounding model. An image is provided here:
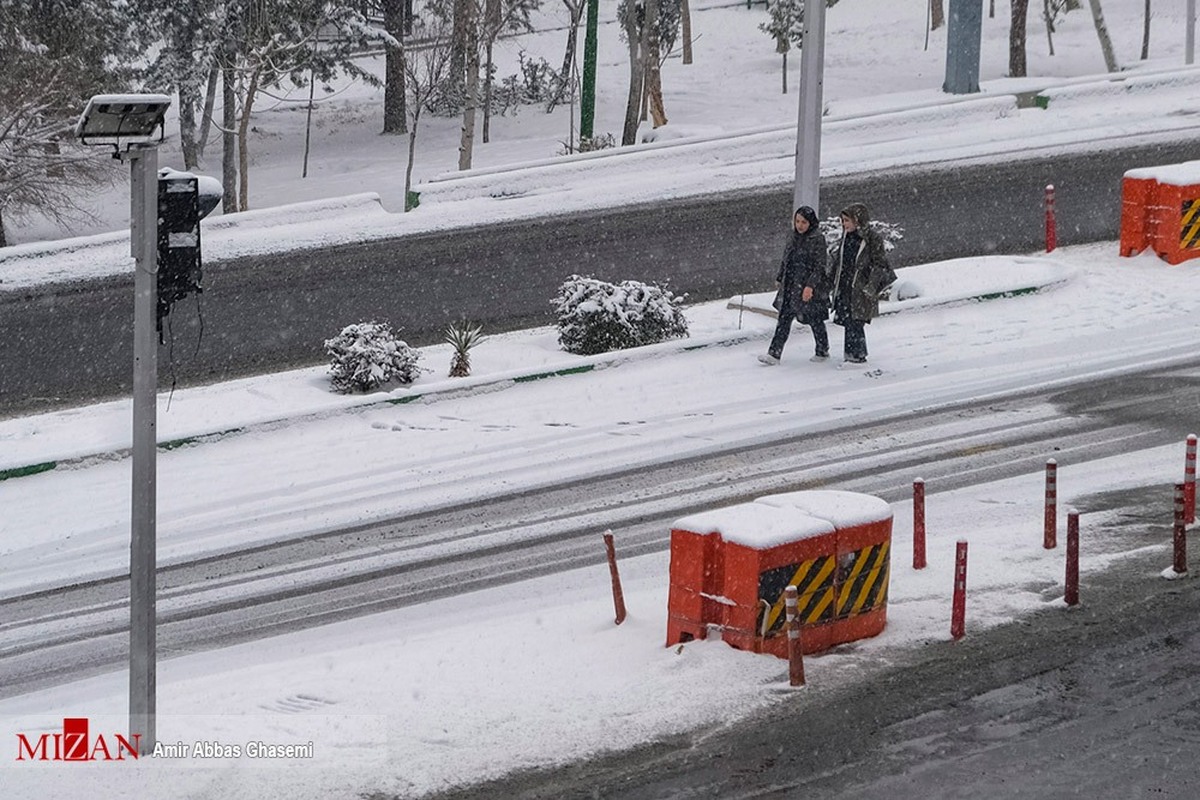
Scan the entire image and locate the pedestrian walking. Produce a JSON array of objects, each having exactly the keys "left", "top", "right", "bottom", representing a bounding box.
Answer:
[
  {"left": 759, "top": 206, "right": 831, "bottom": 366},
  {"left": 830, "top": 203, "right": 895, "bottom": 365}
]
